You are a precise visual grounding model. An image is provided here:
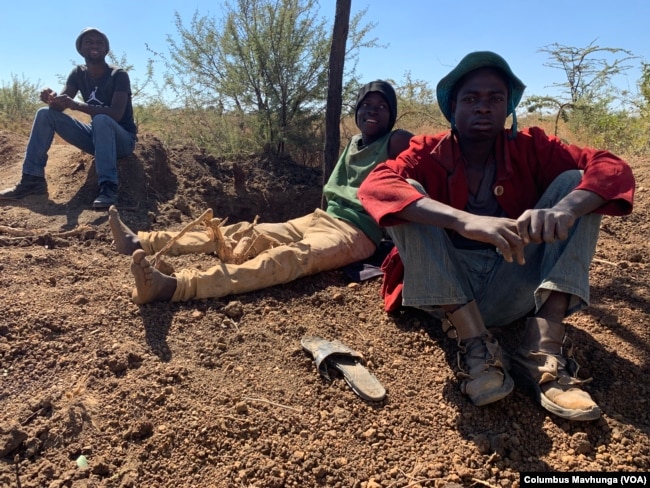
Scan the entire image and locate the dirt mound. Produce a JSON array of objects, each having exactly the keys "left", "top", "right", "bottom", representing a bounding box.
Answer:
[
  {"left": 0, "top": 130, "right": 322, "bottom": 233},
  {"left": 0, "top": 132, "right": 649, "bottom": 487}
]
